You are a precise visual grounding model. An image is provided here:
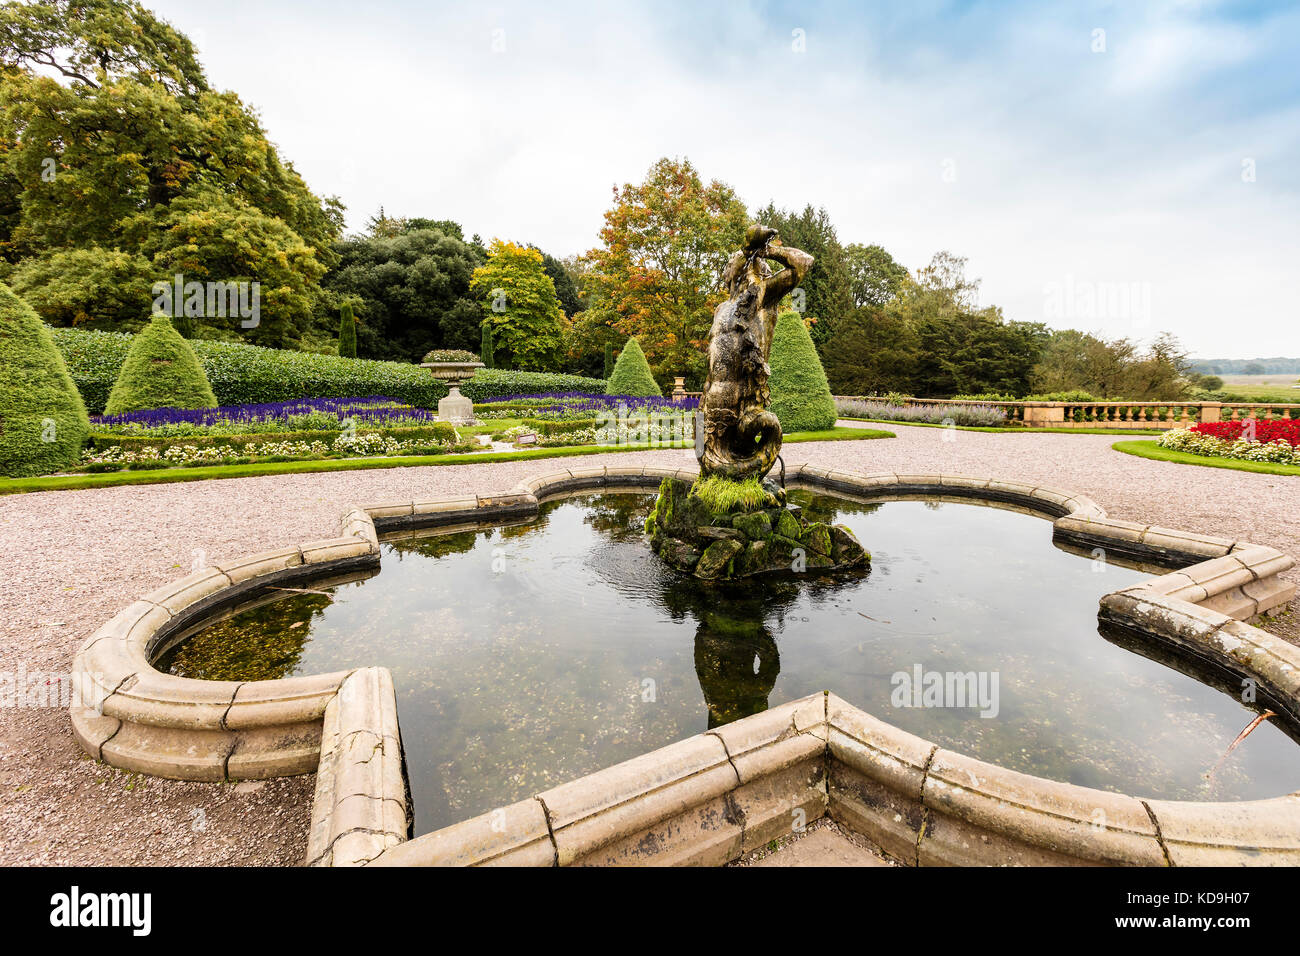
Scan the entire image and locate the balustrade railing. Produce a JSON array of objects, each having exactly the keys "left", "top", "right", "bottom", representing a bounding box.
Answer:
[{"left": 835, "top": 396, "right": 1300, "bottom": 429}]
